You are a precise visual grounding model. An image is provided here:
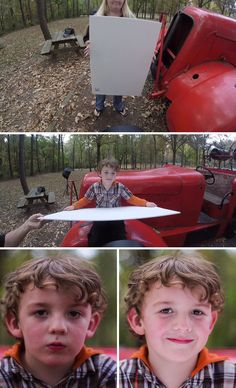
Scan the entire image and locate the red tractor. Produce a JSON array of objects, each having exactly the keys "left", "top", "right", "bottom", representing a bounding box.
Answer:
[
  {"left": 151, "top": 6, "right": 236, "bottom": 132},
  {"left": 61, "top": 164, "right": 236, "bottom": 247}
]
